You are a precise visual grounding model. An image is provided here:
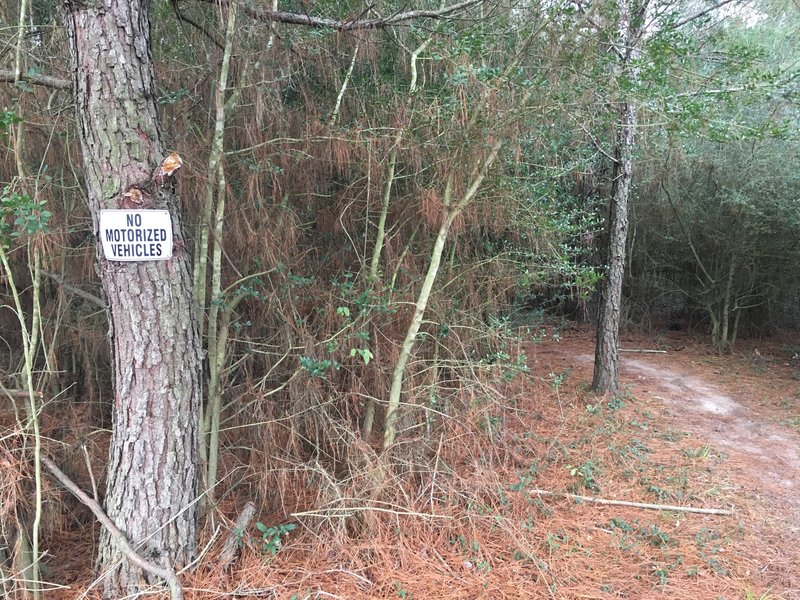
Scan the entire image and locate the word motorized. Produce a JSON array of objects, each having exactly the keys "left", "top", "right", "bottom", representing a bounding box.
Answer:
[{"left": 99, "top": 210, "right": 173, "bottom": 262}]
